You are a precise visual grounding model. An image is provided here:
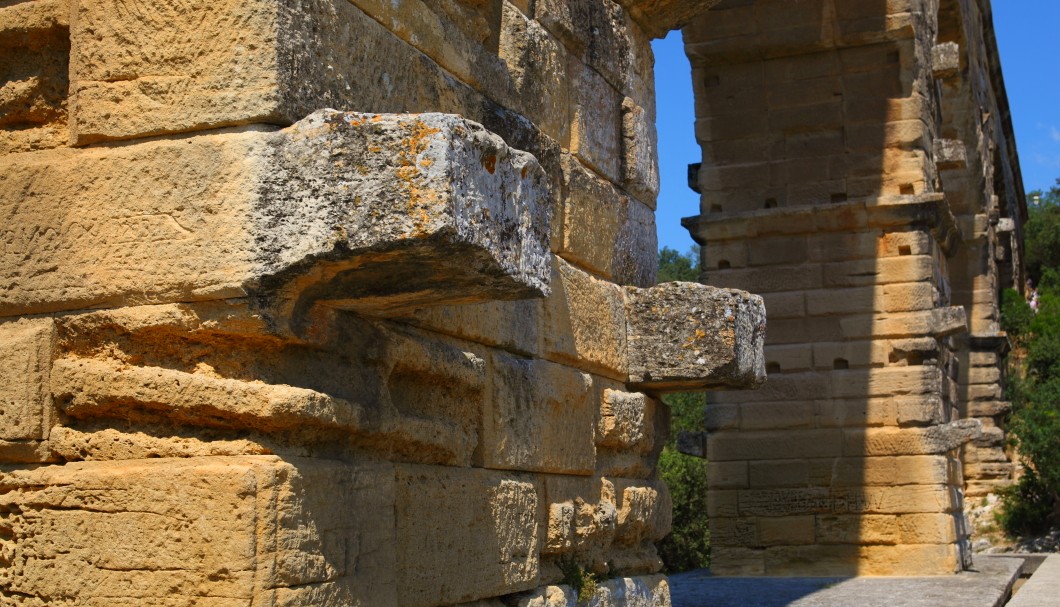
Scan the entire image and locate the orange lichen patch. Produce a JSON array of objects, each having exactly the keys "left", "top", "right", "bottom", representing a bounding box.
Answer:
[
  {"left": 390, "top": 120, "right": 443, "bottom": 235},
  {"left": 521, "top": 165, "right": 529, "bottom": 179},
  {"left": 482, "top": 154, "right": 497, "bottom": 174}
]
